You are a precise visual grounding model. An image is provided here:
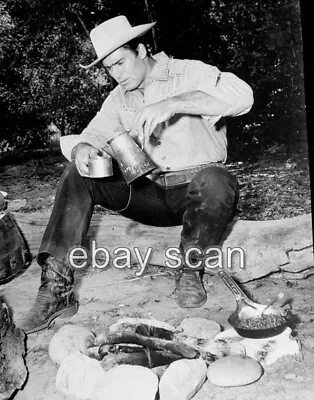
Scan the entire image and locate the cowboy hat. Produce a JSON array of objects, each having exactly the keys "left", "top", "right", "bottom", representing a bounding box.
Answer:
[{"left": 79, "top": 15, "right": 156, "bottom": 69}]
